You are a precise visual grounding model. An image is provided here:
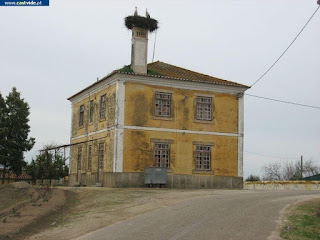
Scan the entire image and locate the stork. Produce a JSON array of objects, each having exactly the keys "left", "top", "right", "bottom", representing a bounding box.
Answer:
[
  {"left": 134, "top": 7, "right": 138, "bottom": 16},
  {"left": 146, "top": 8, "right": 150, "bottom": 18}
]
